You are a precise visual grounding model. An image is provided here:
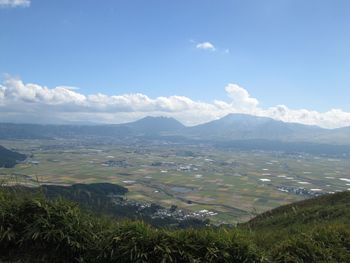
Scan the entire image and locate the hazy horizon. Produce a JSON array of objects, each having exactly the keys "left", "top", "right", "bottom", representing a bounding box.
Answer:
[{"left": 0, "top": 111, "right": 347, "bottom": 131}]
